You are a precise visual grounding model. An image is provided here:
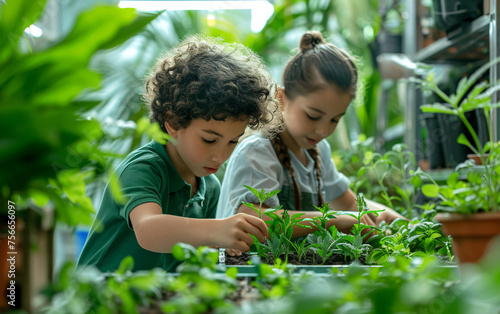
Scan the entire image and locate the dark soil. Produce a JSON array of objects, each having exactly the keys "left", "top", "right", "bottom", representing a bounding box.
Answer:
[{"left": 223, "top": 250, "right": 366, "bottom": 266}]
